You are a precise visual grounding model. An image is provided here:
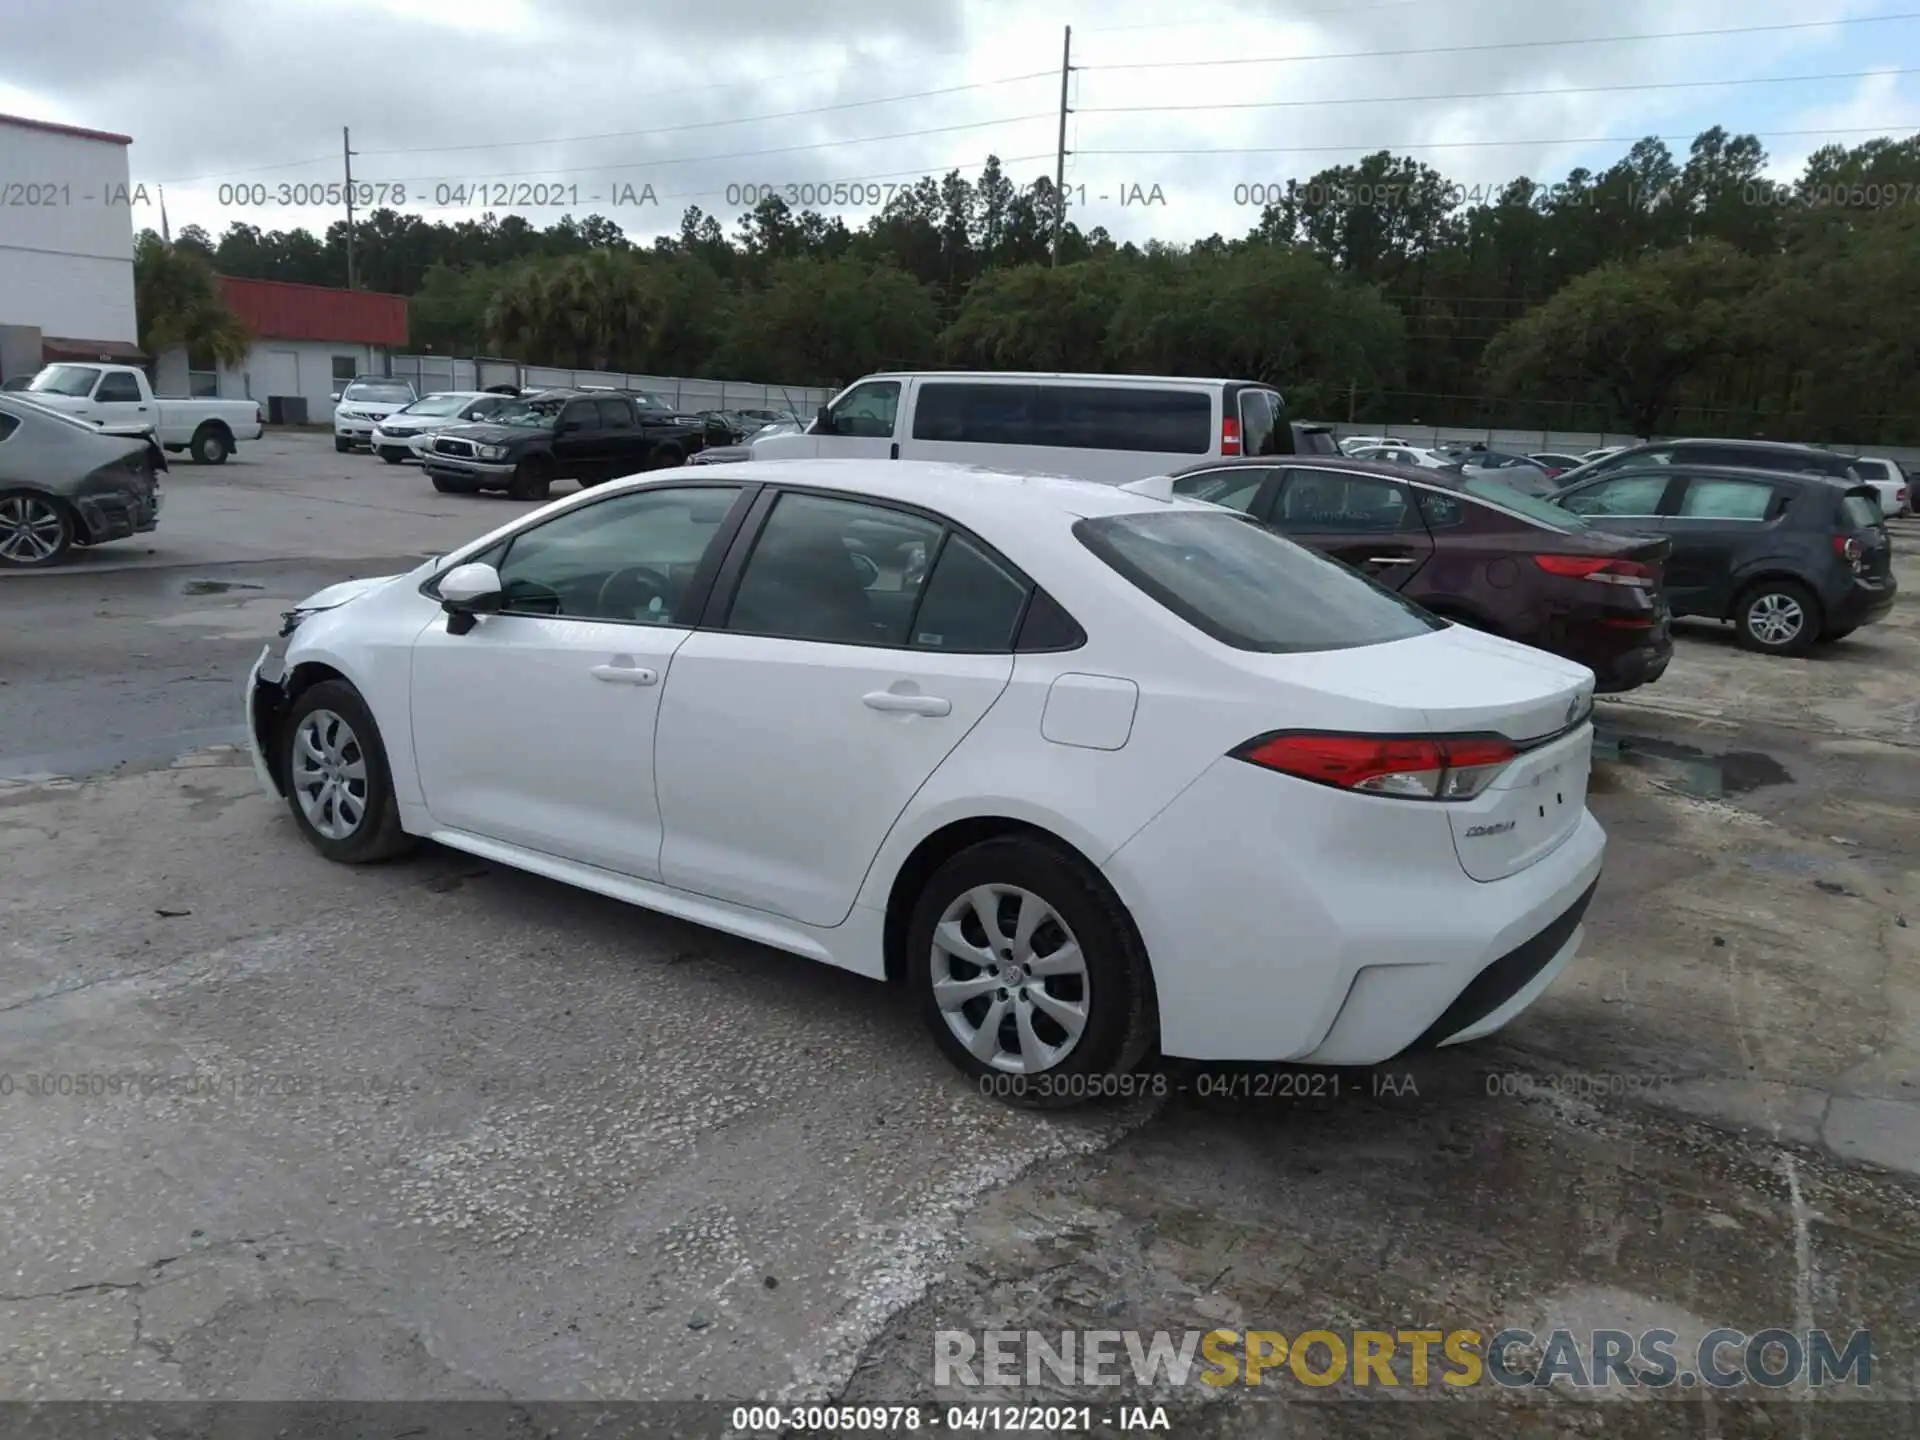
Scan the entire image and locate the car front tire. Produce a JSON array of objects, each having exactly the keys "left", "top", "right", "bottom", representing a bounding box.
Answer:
[
  {"left": 1735, "top": 579, "right": 1820, "bottom": 656},
  {"left": 907, "top": 837, "right": 1156, "bottom": 1107},
  {"left": 334, "top": 437, "right": 353, "bottom": 453},
  {"left": 279, "top": 679, "right": 417, "bottom": 864},
  {"left": 507, "top": 456, "right": 552, "bottom": 501}
]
